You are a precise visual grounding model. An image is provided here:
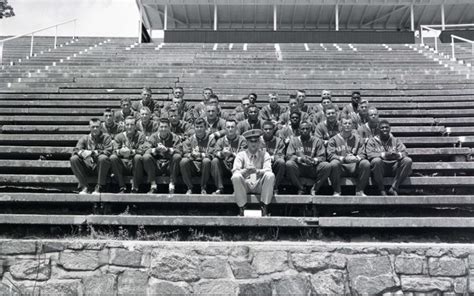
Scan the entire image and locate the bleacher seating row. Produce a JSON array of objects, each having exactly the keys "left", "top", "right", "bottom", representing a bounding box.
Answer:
[{"left": 0, "top": 37, "right": 473, "bottom": 230}]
